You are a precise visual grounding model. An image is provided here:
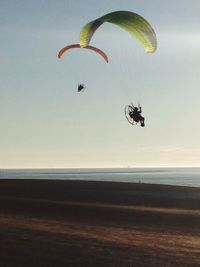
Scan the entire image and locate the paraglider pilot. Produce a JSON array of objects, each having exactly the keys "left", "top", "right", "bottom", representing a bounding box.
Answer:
[
  {"left": 129, "top": 105, "right": 145, "bottom": 127},
  {"left": 78, "top": 83, "right": 85, "bottom": 92}
]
